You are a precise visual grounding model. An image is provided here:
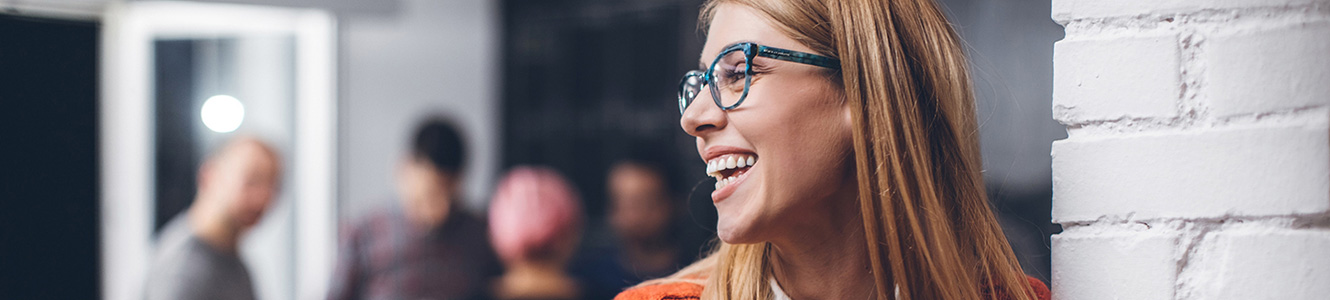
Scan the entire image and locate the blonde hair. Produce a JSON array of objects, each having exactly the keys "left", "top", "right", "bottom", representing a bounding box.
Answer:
[{"left": 643, "top": 0, "right": 1034, "bottom": 299}]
